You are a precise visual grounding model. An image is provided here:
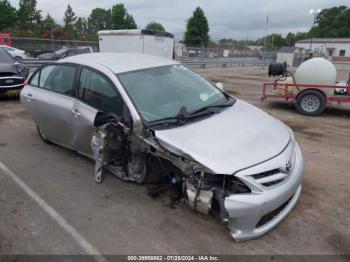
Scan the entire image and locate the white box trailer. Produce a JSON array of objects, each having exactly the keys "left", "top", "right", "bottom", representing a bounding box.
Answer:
[{"left": 98, "top": 29, "right": 175, "bottom": 59}]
